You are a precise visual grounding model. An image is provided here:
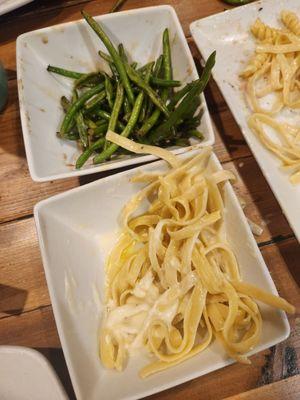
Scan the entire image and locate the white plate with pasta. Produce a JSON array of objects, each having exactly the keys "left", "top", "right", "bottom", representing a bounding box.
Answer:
[
  {"left": 34, "top": 139, "right": 292, "bottom": 400},
  {"left": 191, "top": 0, "right": 300, "bottom": 242}
]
